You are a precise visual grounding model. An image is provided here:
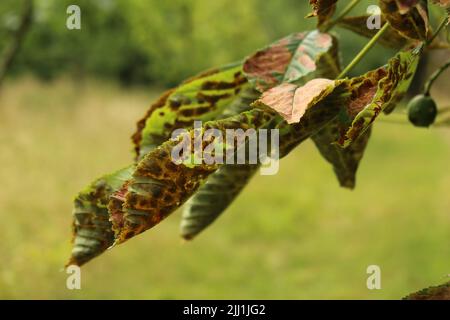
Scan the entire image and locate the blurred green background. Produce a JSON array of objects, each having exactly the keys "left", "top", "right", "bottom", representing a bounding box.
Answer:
[{"left": 0, "top": 0, "right": 449, "bottom": 299}]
